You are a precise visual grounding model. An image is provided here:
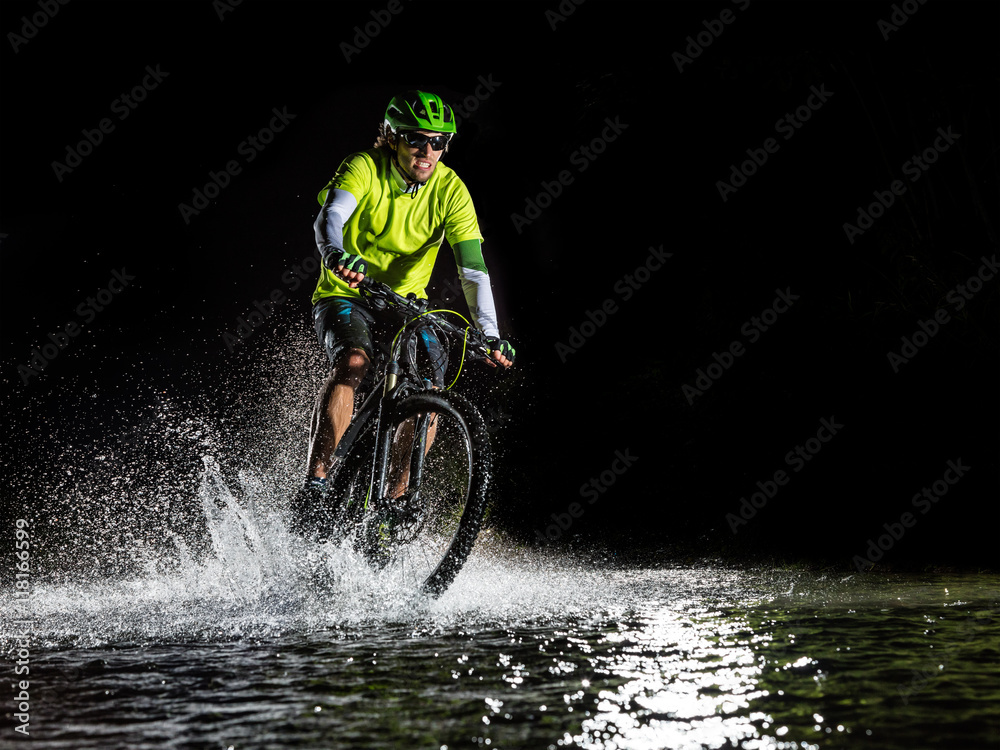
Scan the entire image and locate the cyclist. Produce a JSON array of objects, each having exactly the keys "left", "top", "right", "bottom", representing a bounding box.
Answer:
[{"left": 293, "top": 89, "right": 515, "bottom": 529}]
